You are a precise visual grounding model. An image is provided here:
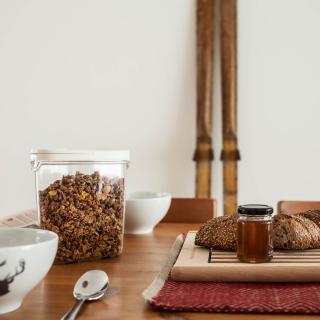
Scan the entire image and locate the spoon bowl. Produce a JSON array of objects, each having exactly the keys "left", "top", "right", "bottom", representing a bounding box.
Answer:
[
  {"left": 73, "top": 270, "right": 109, "bottom": 299},
  {"left": 61, "top": 270, "right": 109, "bottom": 320}
]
